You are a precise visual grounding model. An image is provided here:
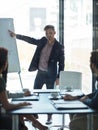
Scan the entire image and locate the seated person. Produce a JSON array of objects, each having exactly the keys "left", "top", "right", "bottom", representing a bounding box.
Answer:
[
  {"left": 0, "top": 47, "right": 48, "bottom": 130},
  {"left": 63, "top": 49, "right": 98, "bottom": 130}
]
